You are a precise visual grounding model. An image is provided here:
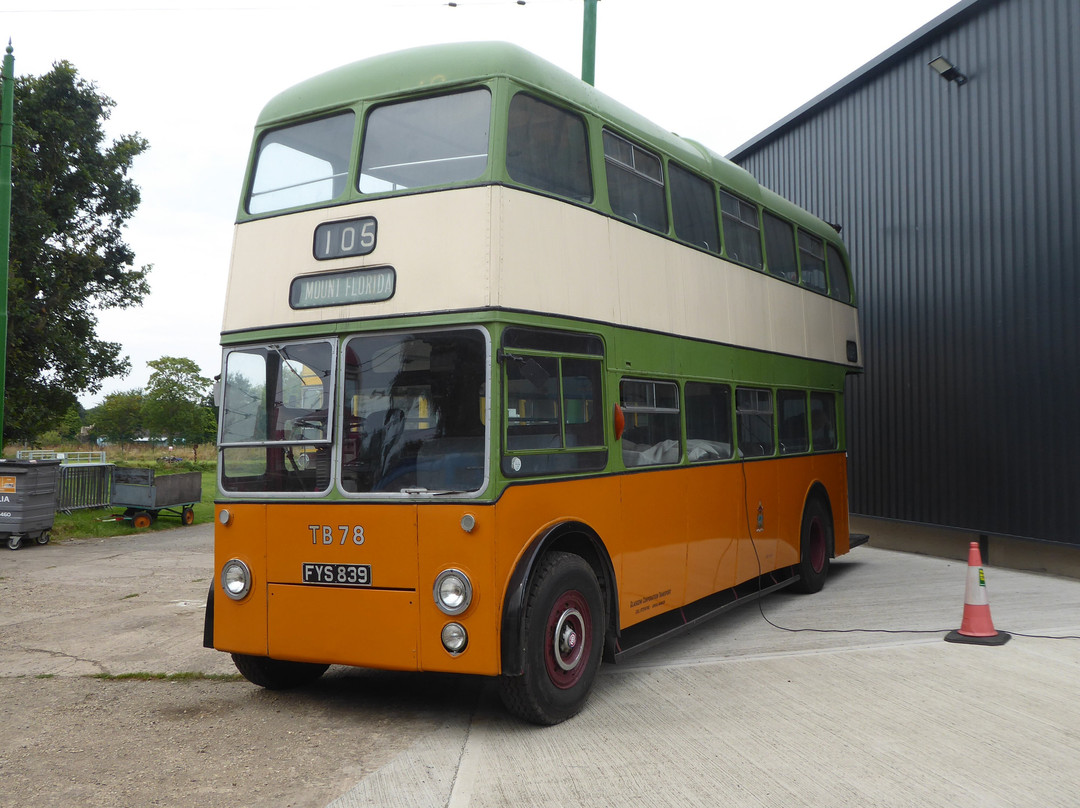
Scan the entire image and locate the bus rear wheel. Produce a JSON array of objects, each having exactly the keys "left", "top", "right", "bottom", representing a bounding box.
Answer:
[
  {"left": 231, "top": 653, "right": 329, "bottom": 690},
  {"left": 499, "top": 551, "right": 605, "bottom": 725},
  {"left": 792, "top": 498, "right": 832, "bottom": 594}
]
